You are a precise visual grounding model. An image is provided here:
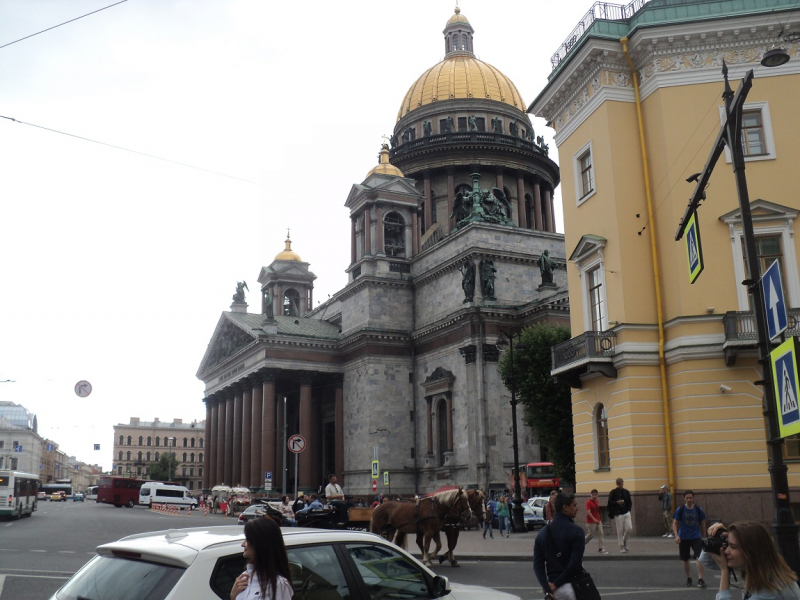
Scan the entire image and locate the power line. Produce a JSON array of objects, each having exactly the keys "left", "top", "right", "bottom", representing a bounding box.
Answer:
[
  {"left": 0, "top": 114, "right": 260, "bottom": 185},
  {"left": 0, "top": 1, "right": 130, "bottom": 50}
]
